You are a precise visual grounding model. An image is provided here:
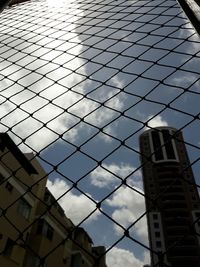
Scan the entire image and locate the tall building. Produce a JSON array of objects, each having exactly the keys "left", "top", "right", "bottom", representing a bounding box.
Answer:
[
  {"left": 0, "top": 133, "right": 107, "bottom": 267},
  {"left": 139, "top": 127, "right": 200, "bottom": 267}
]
